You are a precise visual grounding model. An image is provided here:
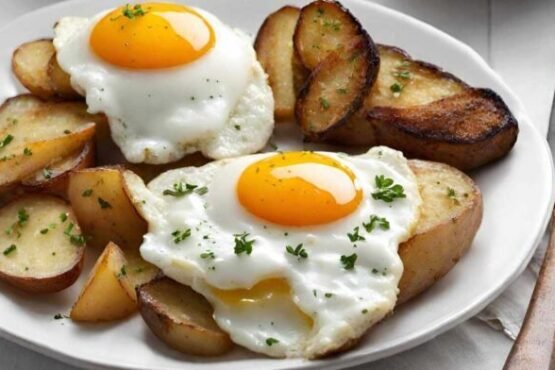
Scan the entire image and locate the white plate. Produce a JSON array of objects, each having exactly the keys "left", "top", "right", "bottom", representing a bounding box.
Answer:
[{"left": 0, "top": 0, "right": 552, "bottom": 369}]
